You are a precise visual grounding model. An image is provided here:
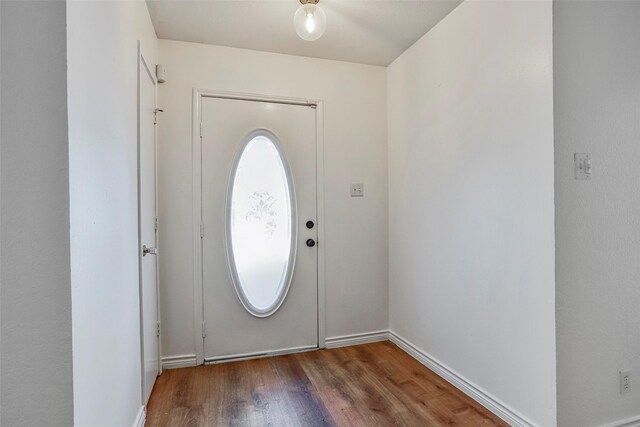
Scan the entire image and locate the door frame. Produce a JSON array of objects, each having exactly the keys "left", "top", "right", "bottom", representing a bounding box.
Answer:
[
  {"left": 192, "top": 88, "right": 326, "bottom": 365},
  {"left": 137, "top": 41, "right": 161, "bottom": 404}
]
